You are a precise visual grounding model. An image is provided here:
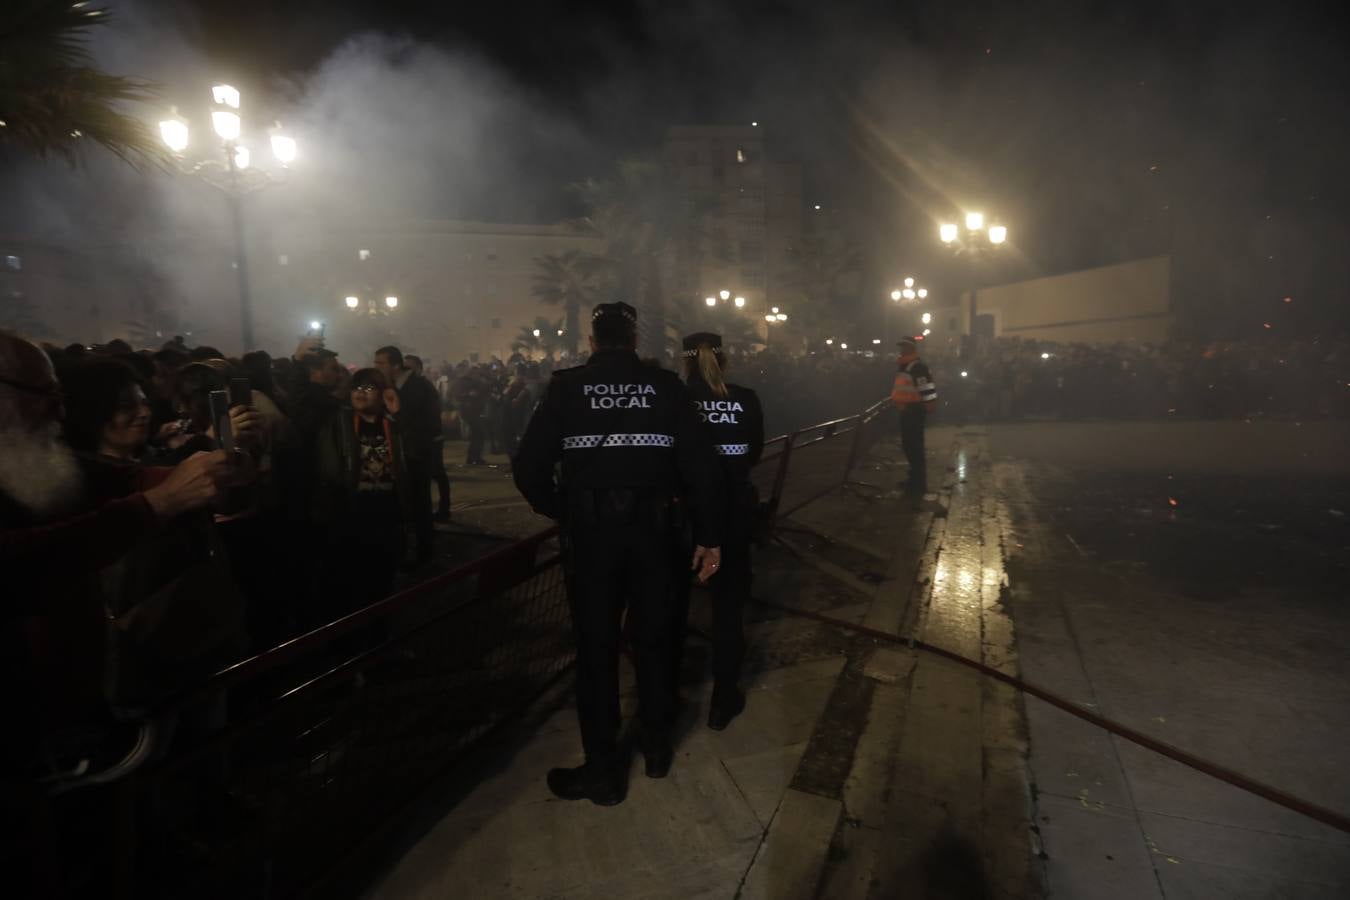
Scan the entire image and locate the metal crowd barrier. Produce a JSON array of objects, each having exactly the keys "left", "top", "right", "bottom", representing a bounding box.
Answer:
[{"left": 81, "top": 398, "right": 892, "bottom": 899}]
